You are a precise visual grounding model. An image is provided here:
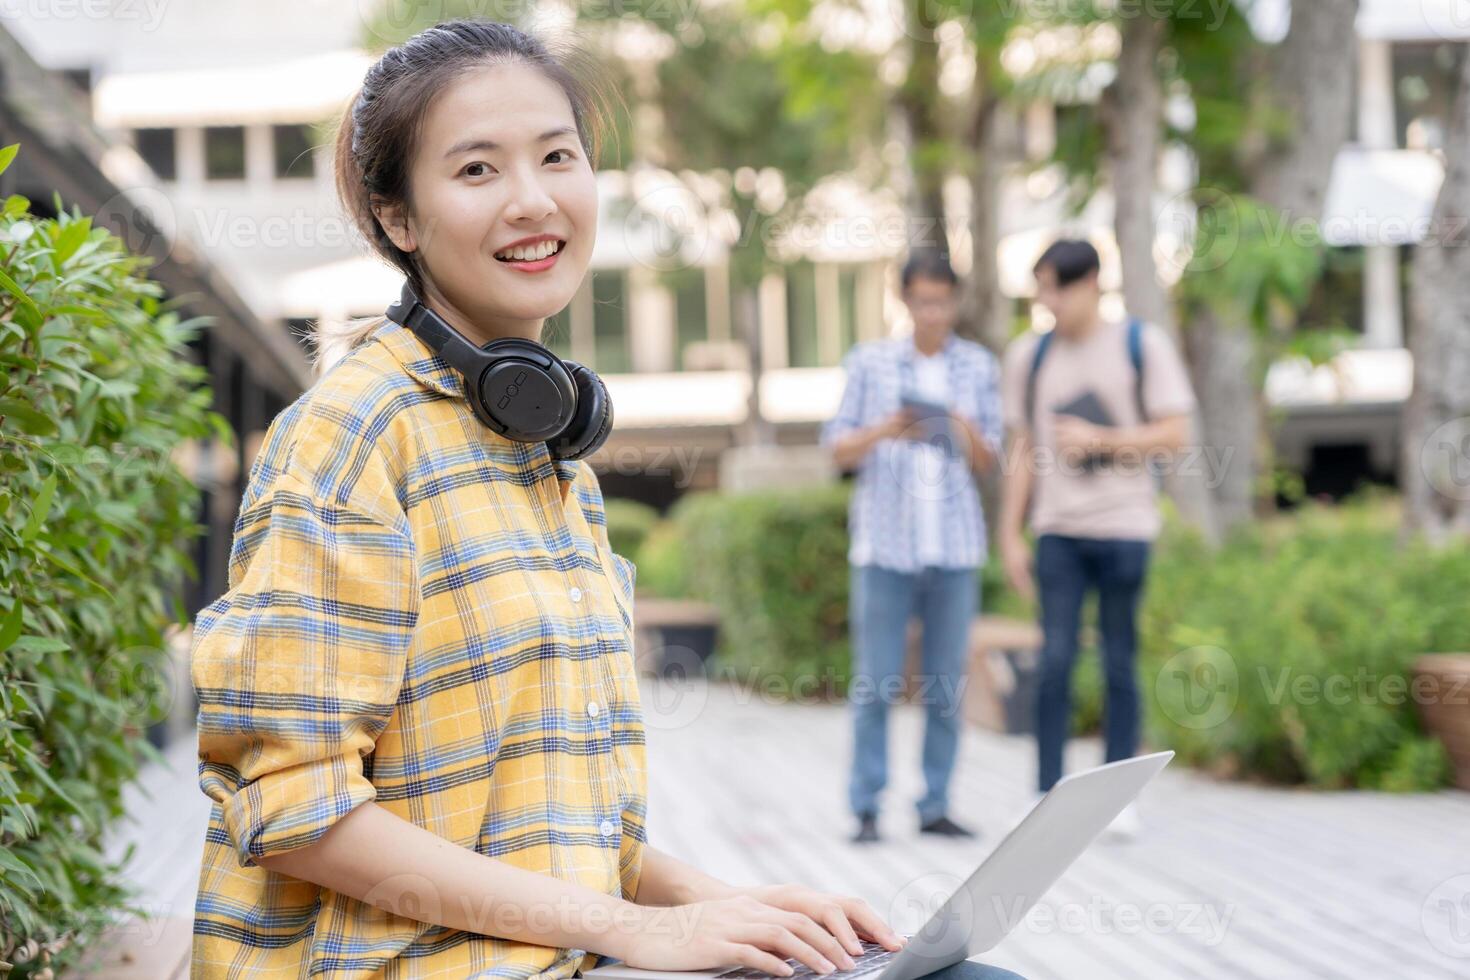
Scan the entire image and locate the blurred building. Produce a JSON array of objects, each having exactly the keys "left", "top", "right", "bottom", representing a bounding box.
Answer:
[{"left": 6, "top": 0, "right": 1462, "bottom": 509}]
